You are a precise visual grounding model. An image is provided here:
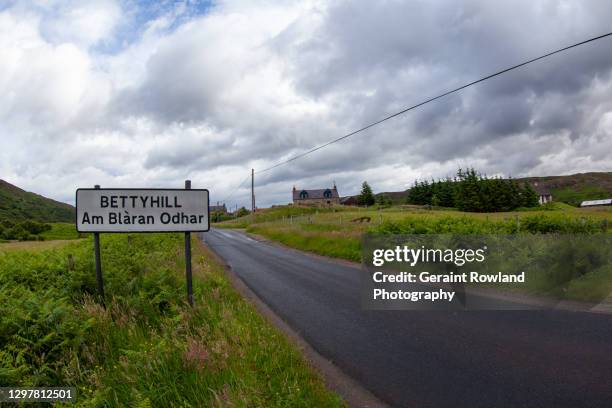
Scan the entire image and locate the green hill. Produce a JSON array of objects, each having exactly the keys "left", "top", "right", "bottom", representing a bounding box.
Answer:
[
  {"left": 0, "top": 179, "right": 75, "bottom": 222},
  {"left": 517, "top": 172, "right": 612, "bottom": 206}
]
